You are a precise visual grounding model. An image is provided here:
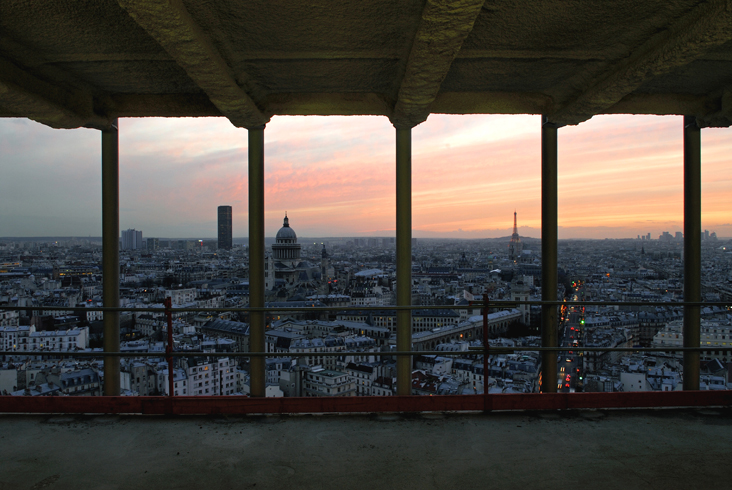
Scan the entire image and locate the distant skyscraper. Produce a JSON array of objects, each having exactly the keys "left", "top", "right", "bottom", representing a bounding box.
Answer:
[
  {"left": 218, "top": 206, "right": 232, "bottom": 250},
  {"left": 121, "top": 229, "right": 143, "bottom": 250}
]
